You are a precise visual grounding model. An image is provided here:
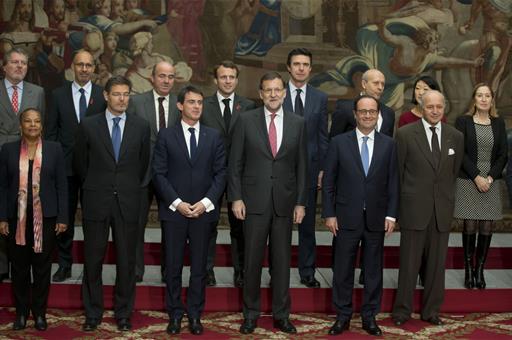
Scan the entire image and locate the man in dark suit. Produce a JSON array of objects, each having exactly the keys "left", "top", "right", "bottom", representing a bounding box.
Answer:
[
  {"left": 200, "top": 60, "right": 256, "bottom": 287},
  {"left": 126, "top": 61, "right": 180, "bottom": 282},
  {"left": 152, "top": 86, "right": 226, "bottom": 335},
  {"left": 45, "top": 49, "right": 107, "bottom": 283},
  {"left": 392, "top": 90, "right": 463, "bottom": 326},
  {"left": 322, "top": 95, "right": 399, "bottom": 336},
  {"left": 283, "top": 48, "right": 328, "bottom": 288},
  {"left": 330, "top": 69, "right": 394, "bottom": 138},
  {"left": 0, "top": 47, "right": 45, "bottom": 282},
  {"left": 74, "top": 76, "right": 150, "bottom": 332},
  {"left": 229, "top": 72, "right": 307, "bottom": 334}
]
